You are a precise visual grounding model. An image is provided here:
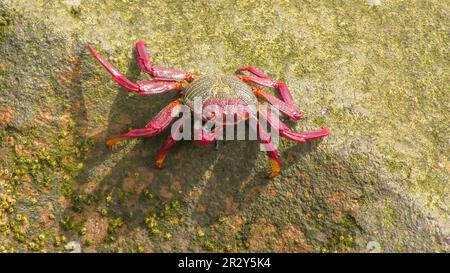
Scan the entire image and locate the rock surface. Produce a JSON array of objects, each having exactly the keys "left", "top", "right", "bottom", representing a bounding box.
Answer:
[{"left": 0, "top": 0, "right": 448, "bottom": 252}]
